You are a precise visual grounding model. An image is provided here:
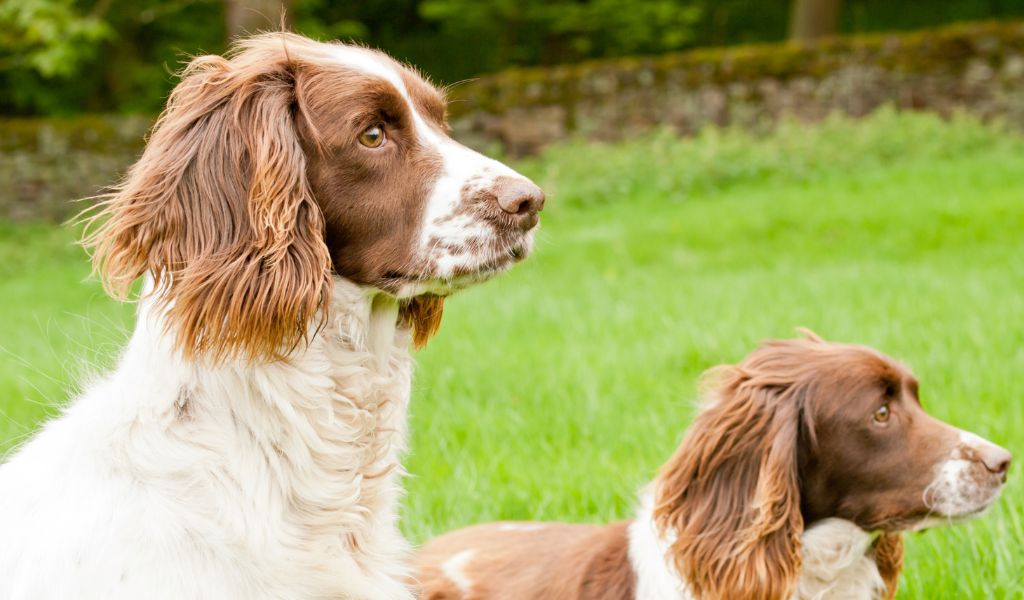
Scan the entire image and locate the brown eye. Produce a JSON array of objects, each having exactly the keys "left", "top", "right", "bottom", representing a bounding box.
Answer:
[
  {"left": 873, "top": 404, "right": 891, "bottom": 423},
  {"left": 358, "top": 124, "right": 386, "bottom": 148}
]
